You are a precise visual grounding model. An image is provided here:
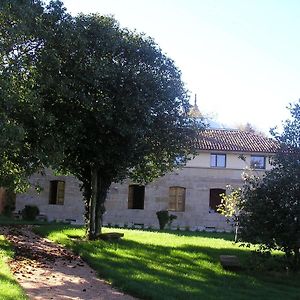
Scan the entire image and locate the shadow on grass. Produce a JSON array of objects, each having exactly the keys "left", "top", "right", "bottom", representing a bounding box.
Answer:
[
  {"left": 0, "top": 272, "right": 19, "bottom": 286},
  {"left": 0, "top": 238, "right": 28, "bottom": 300},
  {"left": 34, "top": 225, "right": 300, "bottom": 300},
  {"left": 0, "top": 237, "right": 13, "bottom": 255},
  {"left": 157, "top": 229, "right": 235, "bottom": 241},
  {"left": 72, "top": 239, "right": 300, "bottom": 300}
]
